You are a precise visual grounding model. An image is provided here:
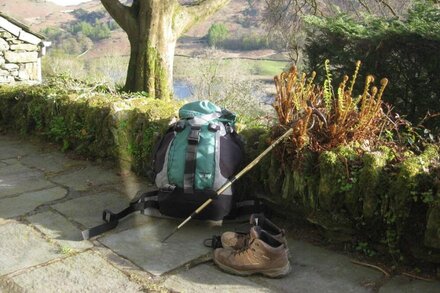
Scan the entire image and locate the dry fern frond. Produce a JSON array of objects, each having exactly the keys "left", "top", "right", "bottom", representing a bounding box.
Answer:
[{"left": 273, "top": 60, "right": 393, "bottom": 154}]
